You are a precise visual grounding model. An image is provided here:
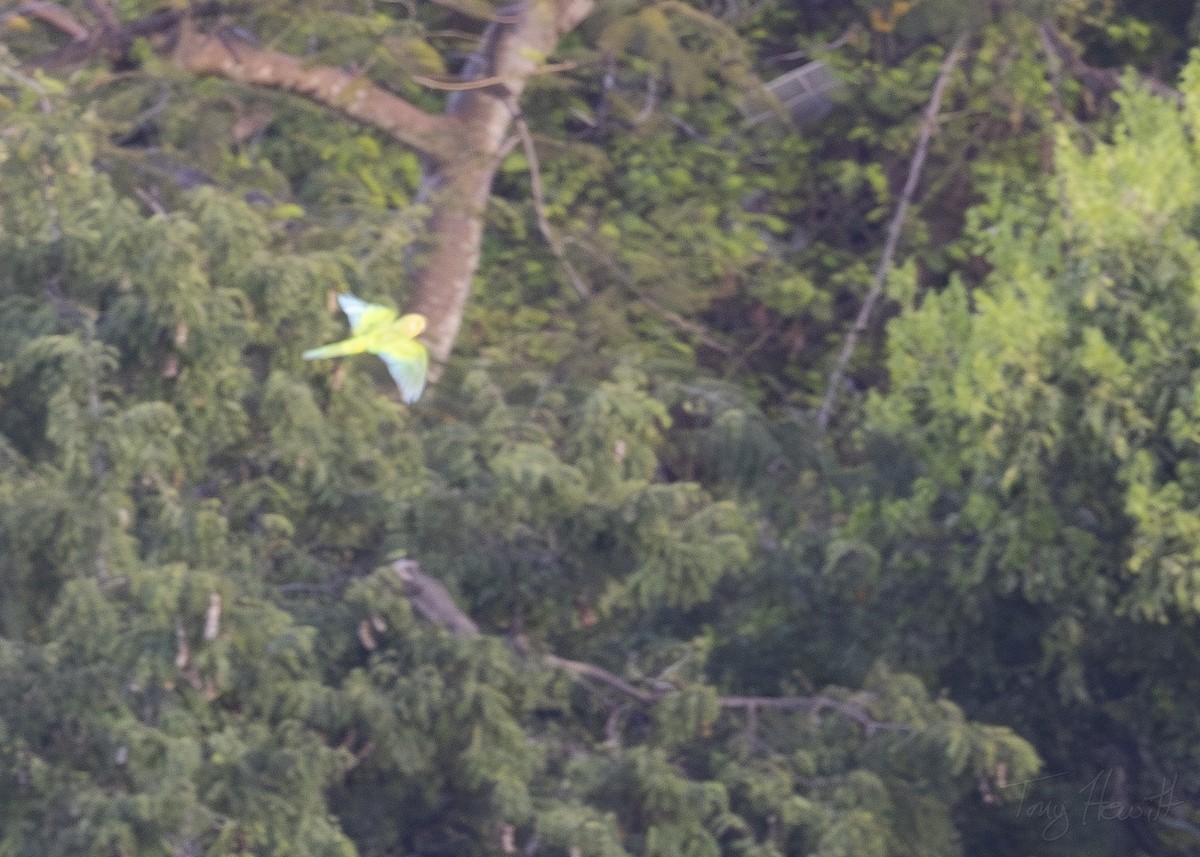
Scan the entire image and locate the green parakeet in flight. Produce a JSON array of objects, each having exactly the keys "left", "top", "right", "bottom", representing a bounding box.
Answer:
[{"left": 303, "top": 293, "right": 429, "bottom": 403}]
